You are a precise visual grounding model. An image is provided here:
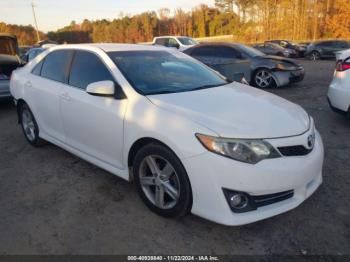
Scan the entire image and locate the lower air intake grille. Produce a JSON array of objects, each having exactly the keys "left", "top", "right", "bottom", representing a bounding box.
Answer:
[{"left": 251, "top": 190, "right": 294, "bottom": 208}]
